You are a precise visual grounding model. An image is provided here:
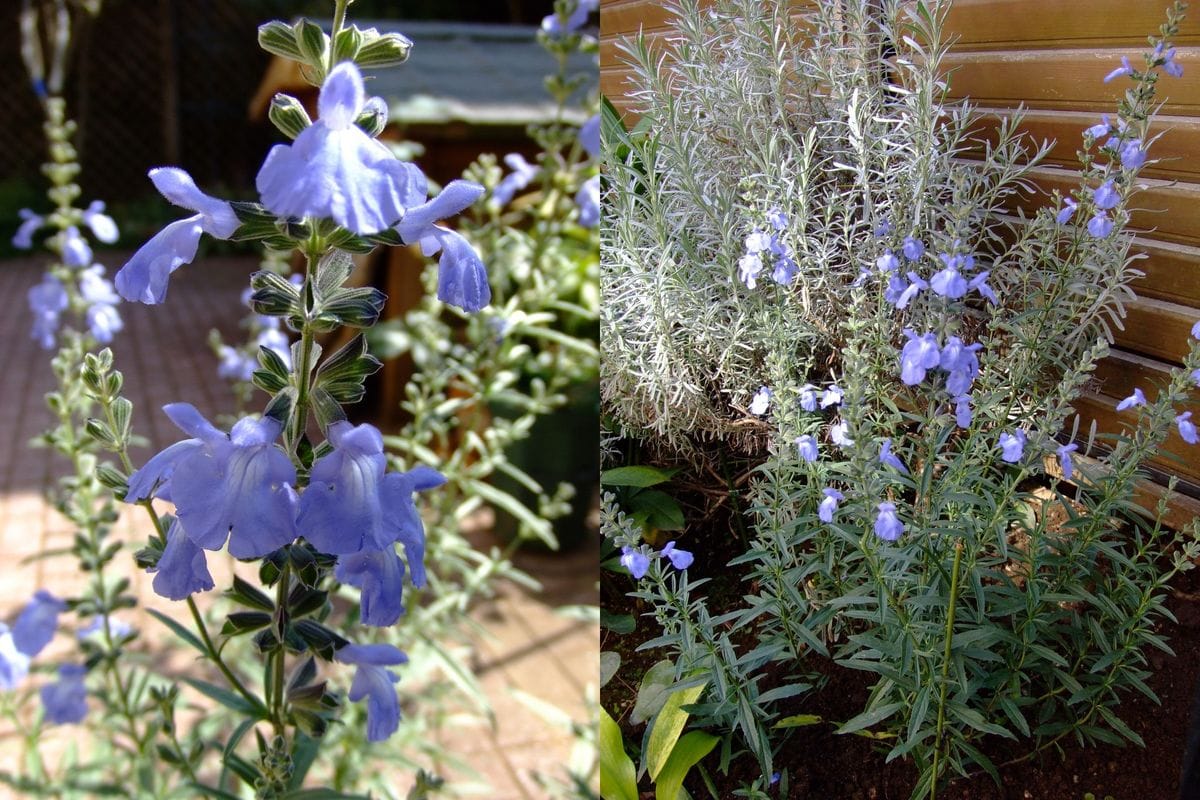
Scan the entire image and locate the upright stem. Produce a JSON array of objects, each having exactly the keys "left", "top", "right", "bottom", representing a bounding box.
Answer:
[
  {"left": 930, "top": 539, "right": 964, "bottom": 800},
  {"left": 329, "top": 0, "right": 350, "bottom": 71},
  {"left": 288, "top": 250, "right": 321, "bottom": 458},
  {"left": 272, "top": 562, "right": 291, "bottom": 738}
]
